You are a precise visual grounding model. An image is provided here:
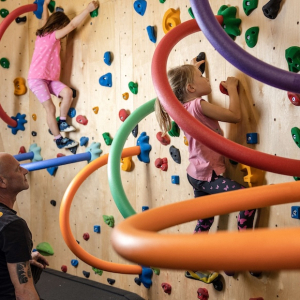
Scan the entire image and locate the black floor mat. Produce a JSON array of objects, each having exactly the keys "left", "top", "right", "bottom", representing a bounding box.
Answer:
[{"left": 36, "top": 268, "right": 144, "bottom": 300}]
